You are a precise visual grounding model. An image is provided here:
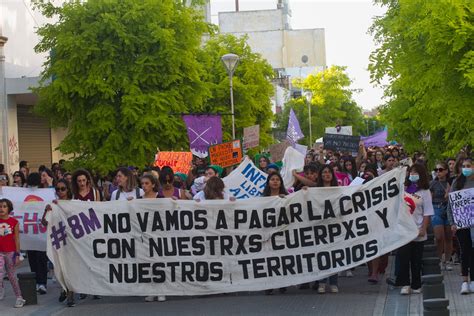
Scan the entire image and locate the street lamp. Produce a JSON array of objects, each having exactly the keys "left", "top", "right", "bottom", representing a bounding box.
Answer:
[
  {"left": 304, "top": 91, "right": 313, "bottom": 146},
  {"left": 221, "top": 53, "right": 240, "bottom": 139}
]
